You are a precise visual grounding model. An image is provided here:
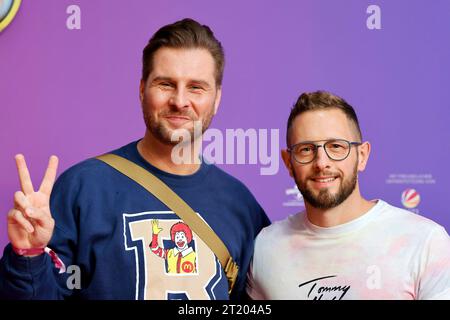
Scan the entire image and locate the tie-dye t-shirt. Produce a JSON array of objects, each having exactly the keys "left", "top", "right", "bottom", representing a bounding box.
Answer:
[{"left": 247, "top": 200, "right": 450, "bottom": 300}]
